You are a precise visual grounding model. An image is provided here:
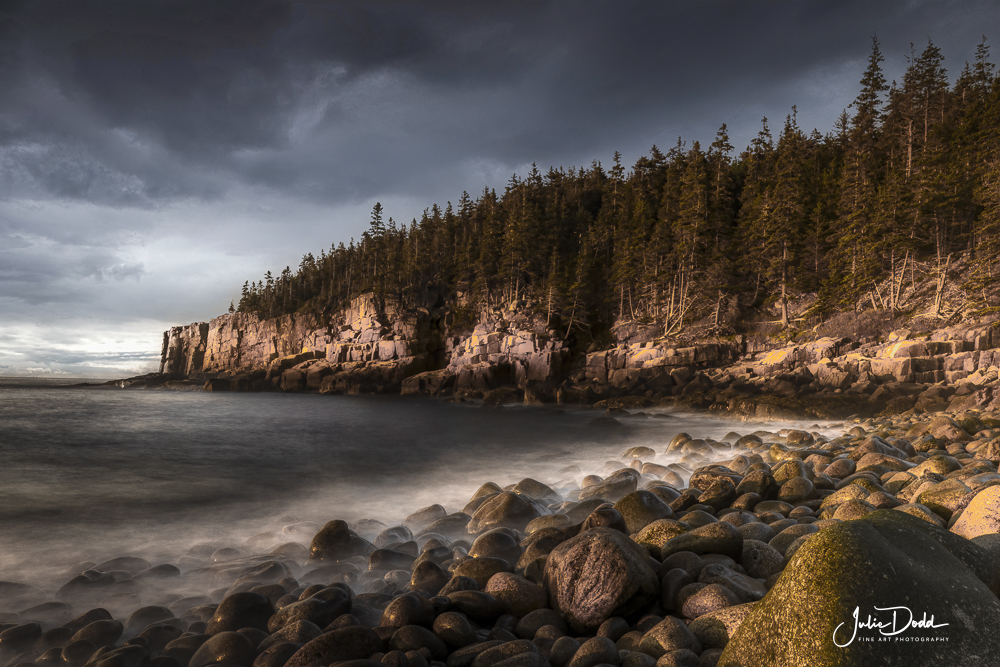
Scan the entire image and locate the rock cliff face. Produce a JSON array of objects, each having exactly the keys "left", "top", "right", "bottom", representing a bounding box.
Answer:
[
  {"left": 159, "top": 293, "right": 446, "bottom": 393},
  {"left": 155, "top": 293, "right": 1000, "bottom": 418}
]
